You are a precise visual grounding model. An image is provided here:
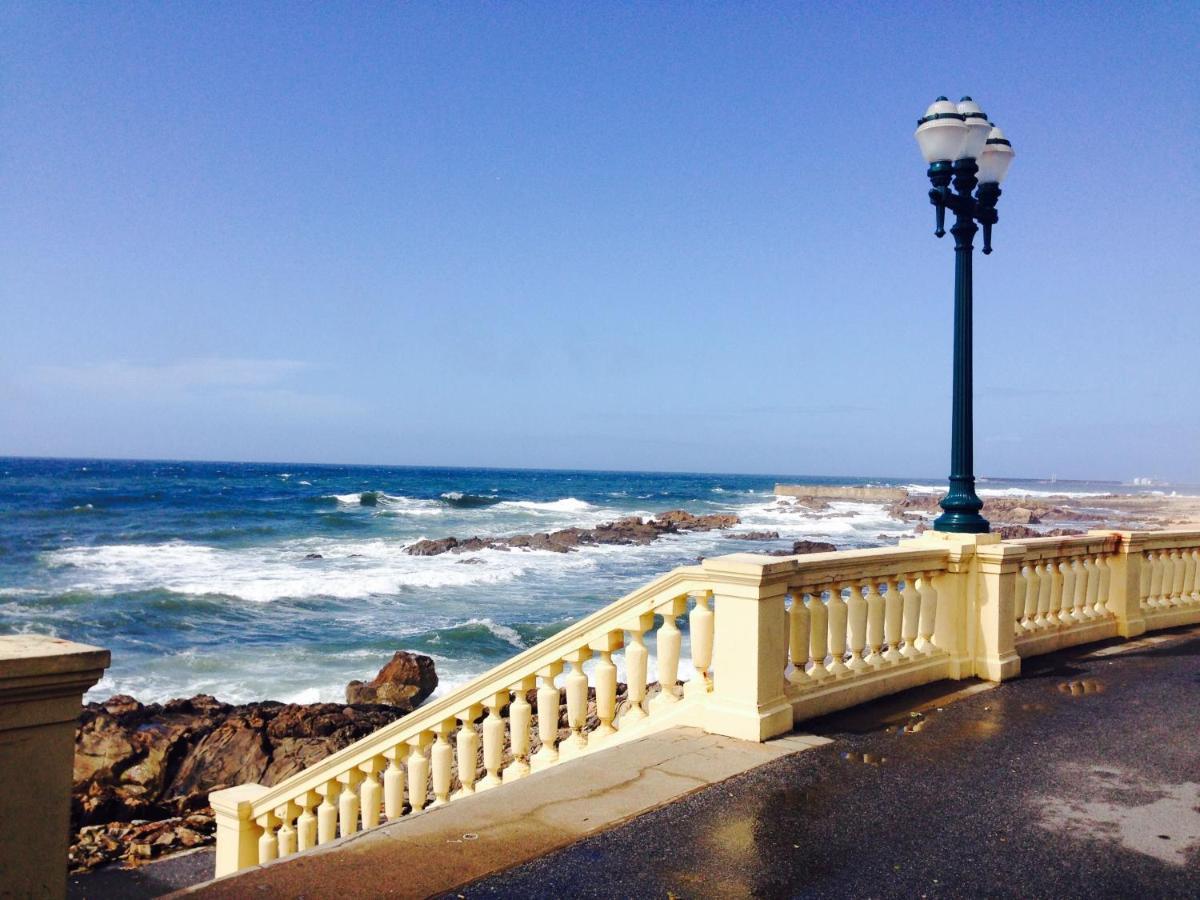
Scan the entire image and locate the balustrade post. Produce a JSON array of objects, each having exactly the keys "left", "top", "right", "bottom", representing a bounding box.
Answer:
[
  {"left": 699, "top": 554, "right": 794, "bottom": 742},
  {"left": 212, "top": 784, "right": 269, "bottom": 878},
  {"left": 503, "top": 677, "right": 536, "bottom": 783},
  {"left": 452, "top": 704, "right": 483, "bottom": 797},
  {"left": 620, "top": 613, "right": 654, "bottom": 723},
  {"left": 589, "top": 632, "right": 623, "bottom": 739},
  {"left": 531, "top": 663, "right": 563, "bottom": 771},
  {"left": 1093, "top": 531, "right": 1147, "bottom": 638},
  {"left": 0, "top": 636, "right": 110, "bottom": 896},
  {"left": 973, "top": 542, "right": 1023, "bottom": 681},
  {"left": 478, "top": 693, "right": 509, "bottom": 788}
]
